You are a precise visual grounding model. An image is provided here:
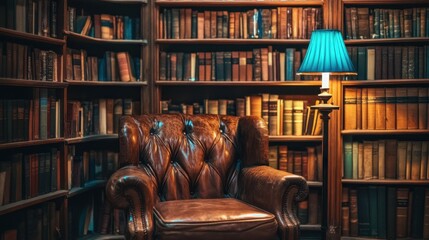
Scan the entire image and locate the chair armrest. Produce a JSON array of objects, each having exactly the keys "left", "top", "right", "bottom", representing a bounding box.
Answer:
[
  {"left": 238, "top": 116, "right": 269, "bottom": 167},
  {"left": 106, "top": 165, "right": 157, "bottom": 240},
  {"left": 238, "top": 165, "right": 308, "bottom": 240}
]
